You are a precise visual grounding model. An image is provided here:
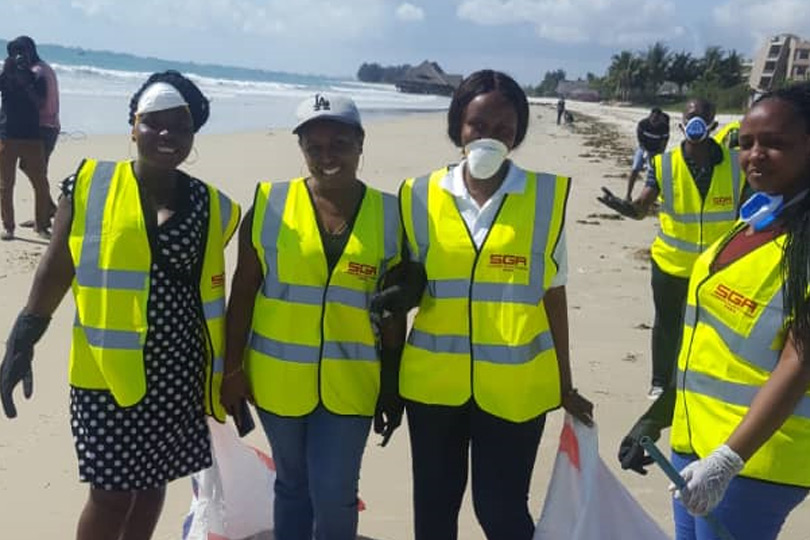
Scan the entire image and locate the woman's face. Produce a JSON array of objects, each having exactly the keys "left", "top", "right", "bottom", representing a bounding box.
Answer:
[
  {"left": 133, "top": 106, "right": 194, "bottom": 170},
  {"left": 739, "top": 98, "right": 810, "bottom": 198},
  {"left": 459, "top": 91, "right": 518, "bottom": 150},
  {"left": 298, "top": 121, "right": 363, "bottom": 184}
]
